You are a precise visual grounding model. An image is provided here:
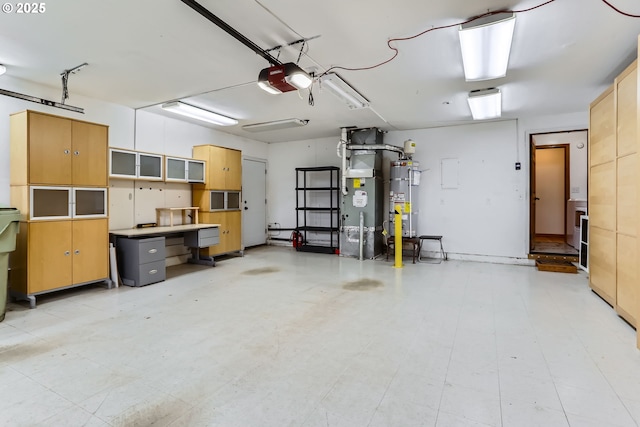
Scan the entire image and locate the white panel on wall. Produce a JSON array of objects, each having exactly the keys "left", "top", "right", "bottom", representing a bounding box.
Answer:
[
  {"left": 134, "top": 183, "right": 165, "bottom": 225},
  {"left": 109, "top": 179, "right": 135, "bottom": 230},
  {"left": 441, "top": 158, "right": 460, "bottom": 189}
]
